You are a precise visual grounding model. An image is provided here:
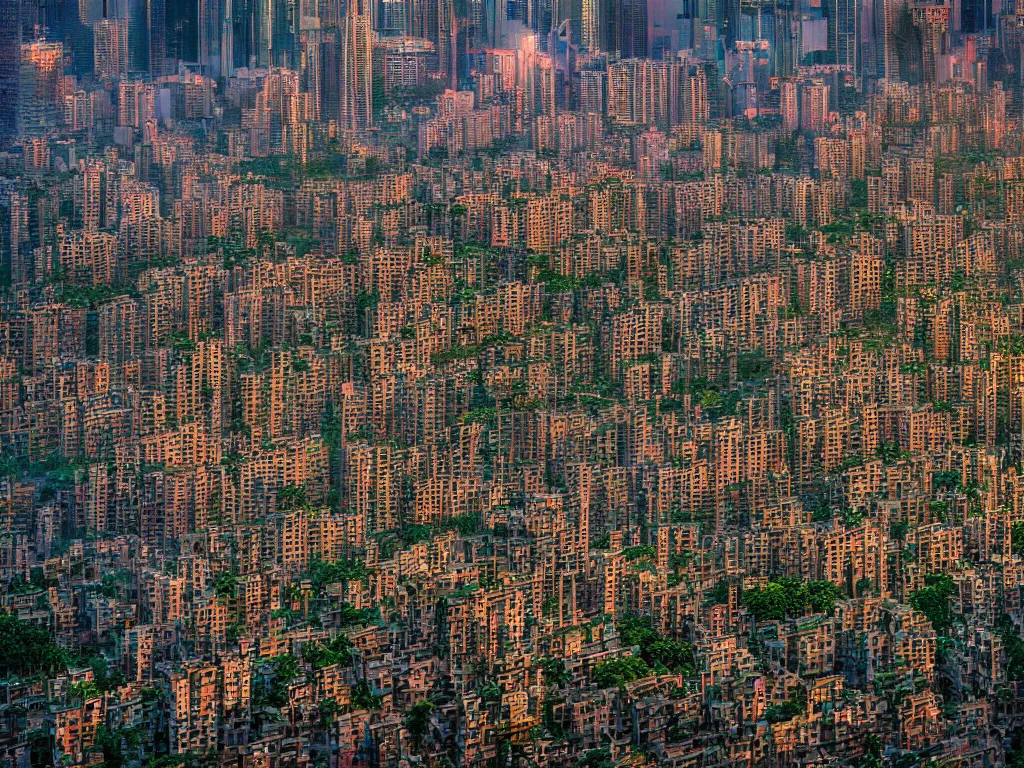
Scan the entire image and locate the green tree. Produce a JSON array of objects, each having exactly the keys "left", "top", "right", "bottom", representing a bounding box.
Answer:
[
  {"left": 259, "top": 653, "right": 301, "bottom": 708},
  {"left": 890, "top": 521, "right": 910, "bottom": 541},
  {"left": 96, "top": 726, "right": 124, "bottom": 768},
  {"left": 743, "top": 578, "right": 842, "bottom": 623},
  {"left": 708, "top": 579, "right": 730, "bottom": 604},
  {"left": 616, "top": 615, "right": 696, "bottom": 676},
  {"left": 807, "top": 580, "right": 843, "bottom": 614},
  {"left": 351, "top": 680, "right": 383, "bottom": 710},
  {"left": 305, "top": 557, "right": 370, "bottom": 591},
  {"left": 95, "top": 727, "right": 140, "bottom": 768},
  {"left": 1013, "top": 521, "right": 1024, "bottom": 557},
  {"left": 318, "top": 697, "right": 340, "bottom": 725},
  {"left": 996, "top": 616, "right": 1024, "bottom": 682},
  {"left": 277, "top": 484, "right": 308, "bottom": 511},
  {"left": 909, "top": 574, "right": 957, "bottom": 633},
  {"left": 303, "top": 633, "right": 354, "bottom": 669},
  {"left": 404, "top": 700, "right": 434, "bottom": 744},
  {"left": 539, "top": 657, "right": 571, "bottom": 687},
  {"left": 337, "top": 603, "right": 379, "bottom": 628},
  {"left": 743, "top": 579, "right": 806, "bottom": 622},
  {"left": 576, "top": 748, "right": 615, "bottom": 768},
  {"left": 213, "top": 571, "right": 238, "bottom": 600},
  {"left": 0, "top": 614, "right": 71, "bottom": 678},
  {"left": 593, "top": 656, "right": 652, "bottom": 687}
]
